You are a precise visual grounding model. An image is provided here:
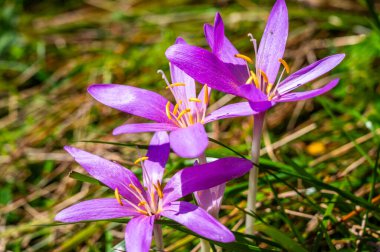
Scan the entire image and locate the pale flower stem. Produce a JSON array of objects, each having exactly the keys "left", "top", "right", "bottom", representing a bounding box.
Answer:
[
  {"left": 246, "top": 112, "right": 265, "bottom": 235},
  {"left": 153, "top": 224, "right": 164, "bottom": 251},
  {"left": 197, "top": 153, "right": 211, "bottom": 252}
]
